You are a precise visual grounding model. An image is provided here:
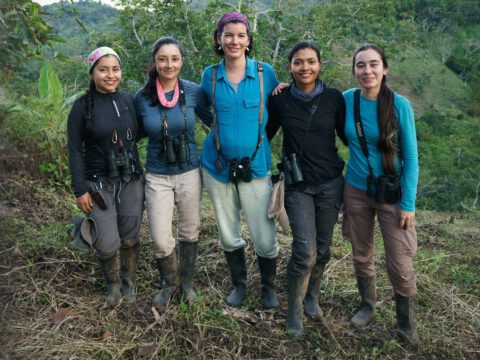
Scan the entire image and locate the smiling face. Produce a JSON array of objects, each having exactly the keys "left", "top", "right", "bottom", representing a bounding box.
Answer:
[
  {"left": 353, "top": 48, "right": 388, "bottom": 95},
  {"left": 154, "top": 43, "right": 183, "bottom": 85},
  {"left": 289, "top": 47, "right": 321, "bottom": 92},
  {"left": 89, "top": 55, "right": 121, "bottom": 93},
  {"left": 217, "top": 22, "right": 250, "bottom": 60}
]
